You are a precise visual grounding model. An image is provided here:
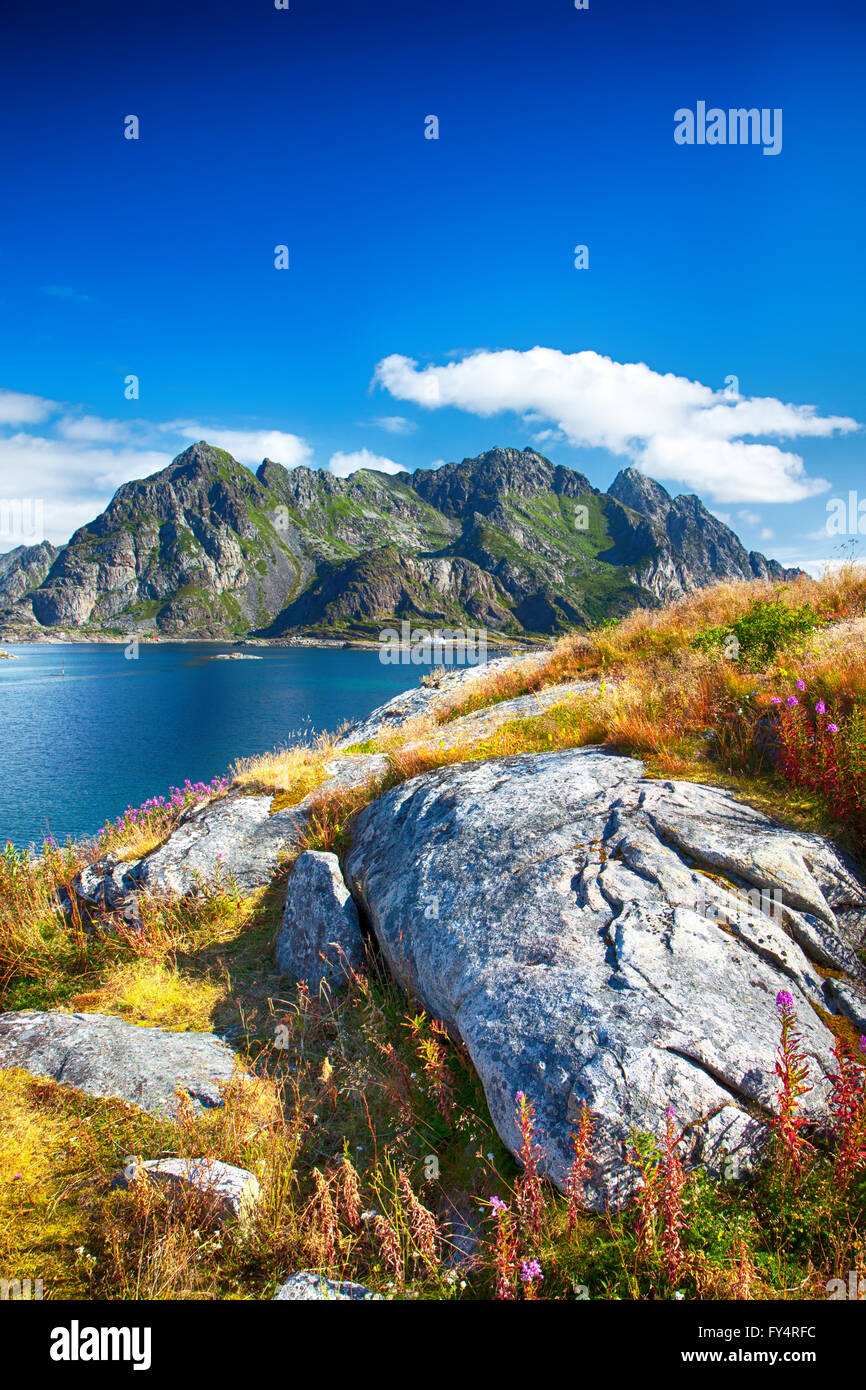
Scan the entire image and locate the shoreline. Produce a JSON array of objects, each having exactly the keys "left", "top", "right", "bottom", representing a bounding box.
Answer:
[{"left": 0, "top": 633, "right": 543, "bottom": 655}]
